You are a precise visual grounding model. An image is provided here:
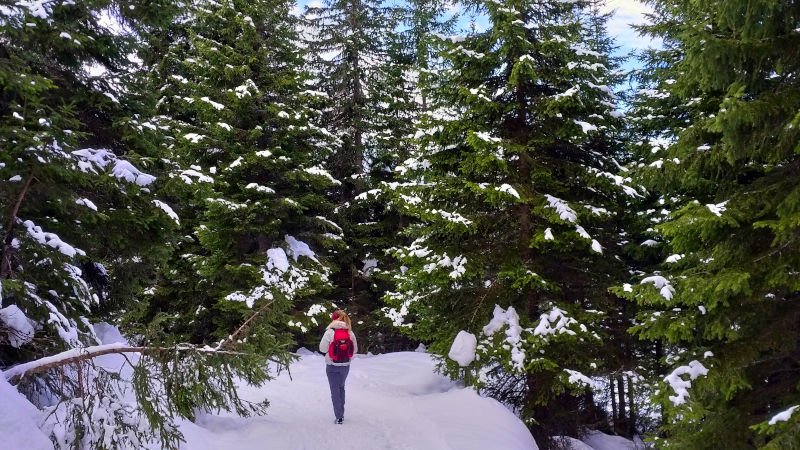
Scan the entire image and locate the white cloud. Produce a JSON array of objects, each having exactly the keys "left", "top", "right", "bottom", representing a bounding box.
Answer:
[{"left": 602, "top": 0, "right": 661, "bottom": 53}]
